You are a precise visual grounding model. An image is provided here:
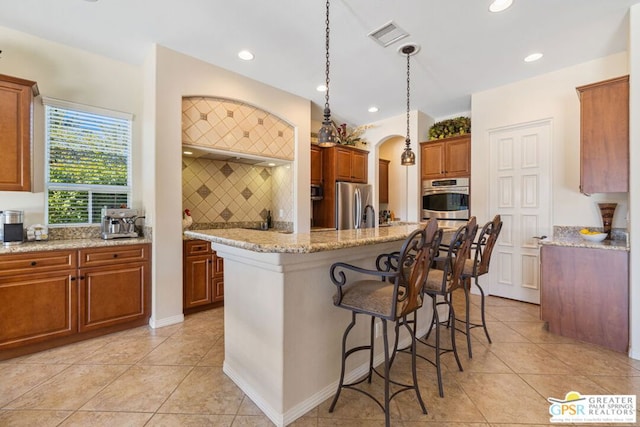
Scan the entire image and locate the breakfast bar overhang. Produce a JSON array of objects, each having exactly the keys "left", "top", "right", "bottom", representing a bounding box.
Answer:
[{"left": 185, "top": 225, "right": 443, "bottom": 426}]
